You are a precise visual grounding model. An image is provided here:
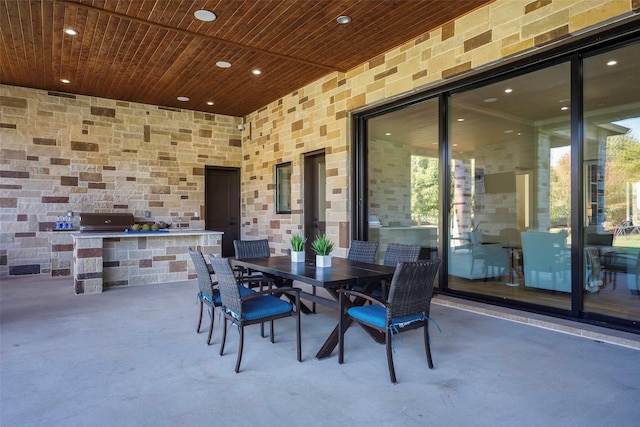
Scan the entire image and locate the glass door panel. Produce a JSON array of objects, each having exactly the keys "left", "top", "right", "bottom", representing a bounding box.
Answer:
[
  {"left": 583, "top": 42, "right": 640, "bottom": 322},
  {"left": 367, "top": 99, "right": 440, "bottom": 269},
  {"left": 448, "top": 63, "right": 571, "bottom": 310}
]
